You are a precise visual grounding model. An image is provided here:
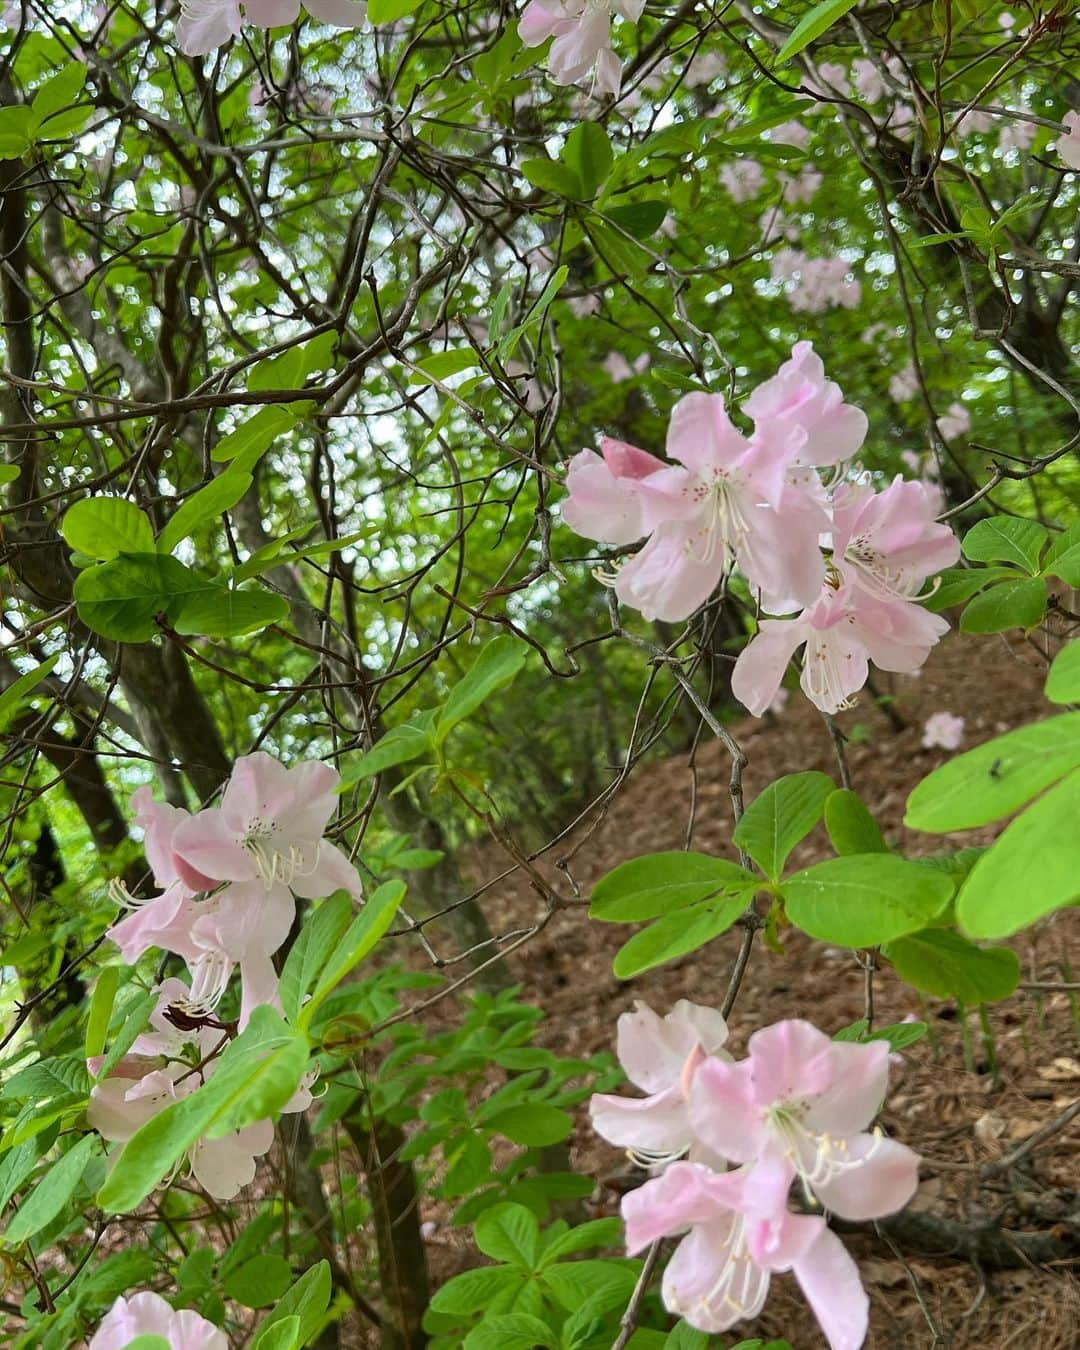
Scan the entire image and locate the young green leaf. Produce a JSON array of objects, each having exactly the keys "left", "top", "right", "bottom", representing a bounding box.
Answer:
[
  {"left": 301, "top": 880, "right": 405, "bottom": 1026},
  {"left": 62, "top": 496, "right": 155, "bottom": 560},
  {"left": 733, "top": 771, "right": 834, "bottom": 880},
  {"left": 612, "top": 893, "right": 750, "bottom": 979},
  {"left": 961, "top": 516, "right": 1048, "bottom": 574},
  {"left": 1045, "top": 640, "right": 1080, "bottom": 704},
  {"left": 775, "top": 0, "right": 860, "bottom": 63},
  {"left": 959, "top": 576, "right": 1047, "bottom": 634},
  {"left": 824, "top": 789, "right": 887, "bottom": 856},
  {"left": 904, "top": 712, "right": 1080, "bottom": 831},
  {"left": 474, "top": 1203, "right": 540, "bottom": 1269},
  {"left": 781, "top": 854, "right": 953, "bottom": 948},
  {"left": 436, "top": 637, "right": 528, "bottom": 744},
  {"left": 157, "top": 471, "right": 253, "bottom": 553},
  {"left": 3, "top": 1133, "right": 99, "bottom": 1245},
  {"left": 885, "top": 928, "right": 1019, "bottom": 1003},
  {"left": 589, "top": 851, "right": 755, "bottom": 922},
  {"left": 0, "top": 653, "right": 59, "bottom": 725},
  {"left": 956, "top": 767, "right": 1080, "bottom": 938}
]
